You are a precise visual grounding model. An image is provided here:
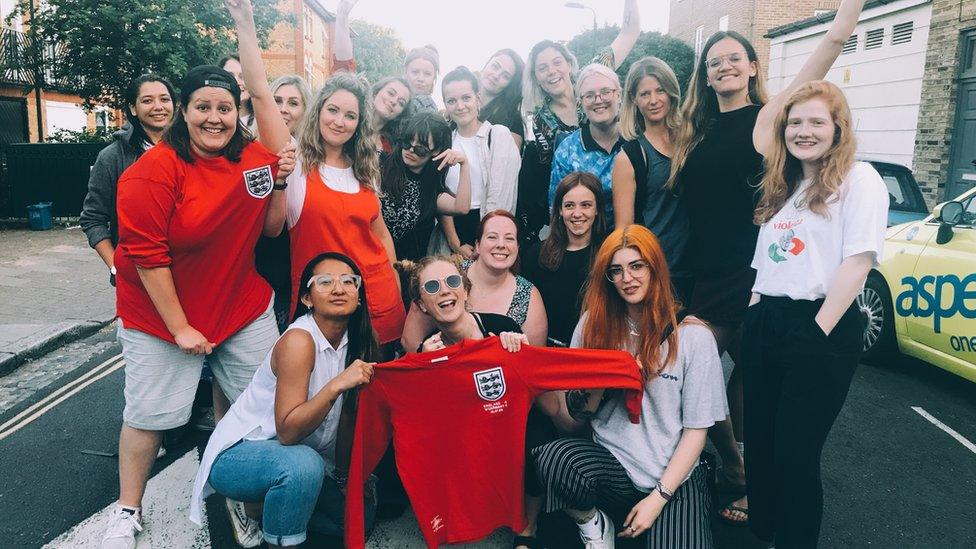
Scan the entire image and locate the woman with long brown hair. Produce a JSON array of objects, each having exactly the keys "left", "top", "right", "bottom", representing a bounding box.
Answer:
[
  {"left": 533, "top": 225, "right": 727, "bottom": 547},
  {"left": 665, "top": 0, "right": 869, "bottom": 525},
  {"left": 743, "top": 81, "right": 887, "bottom": 548}
]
